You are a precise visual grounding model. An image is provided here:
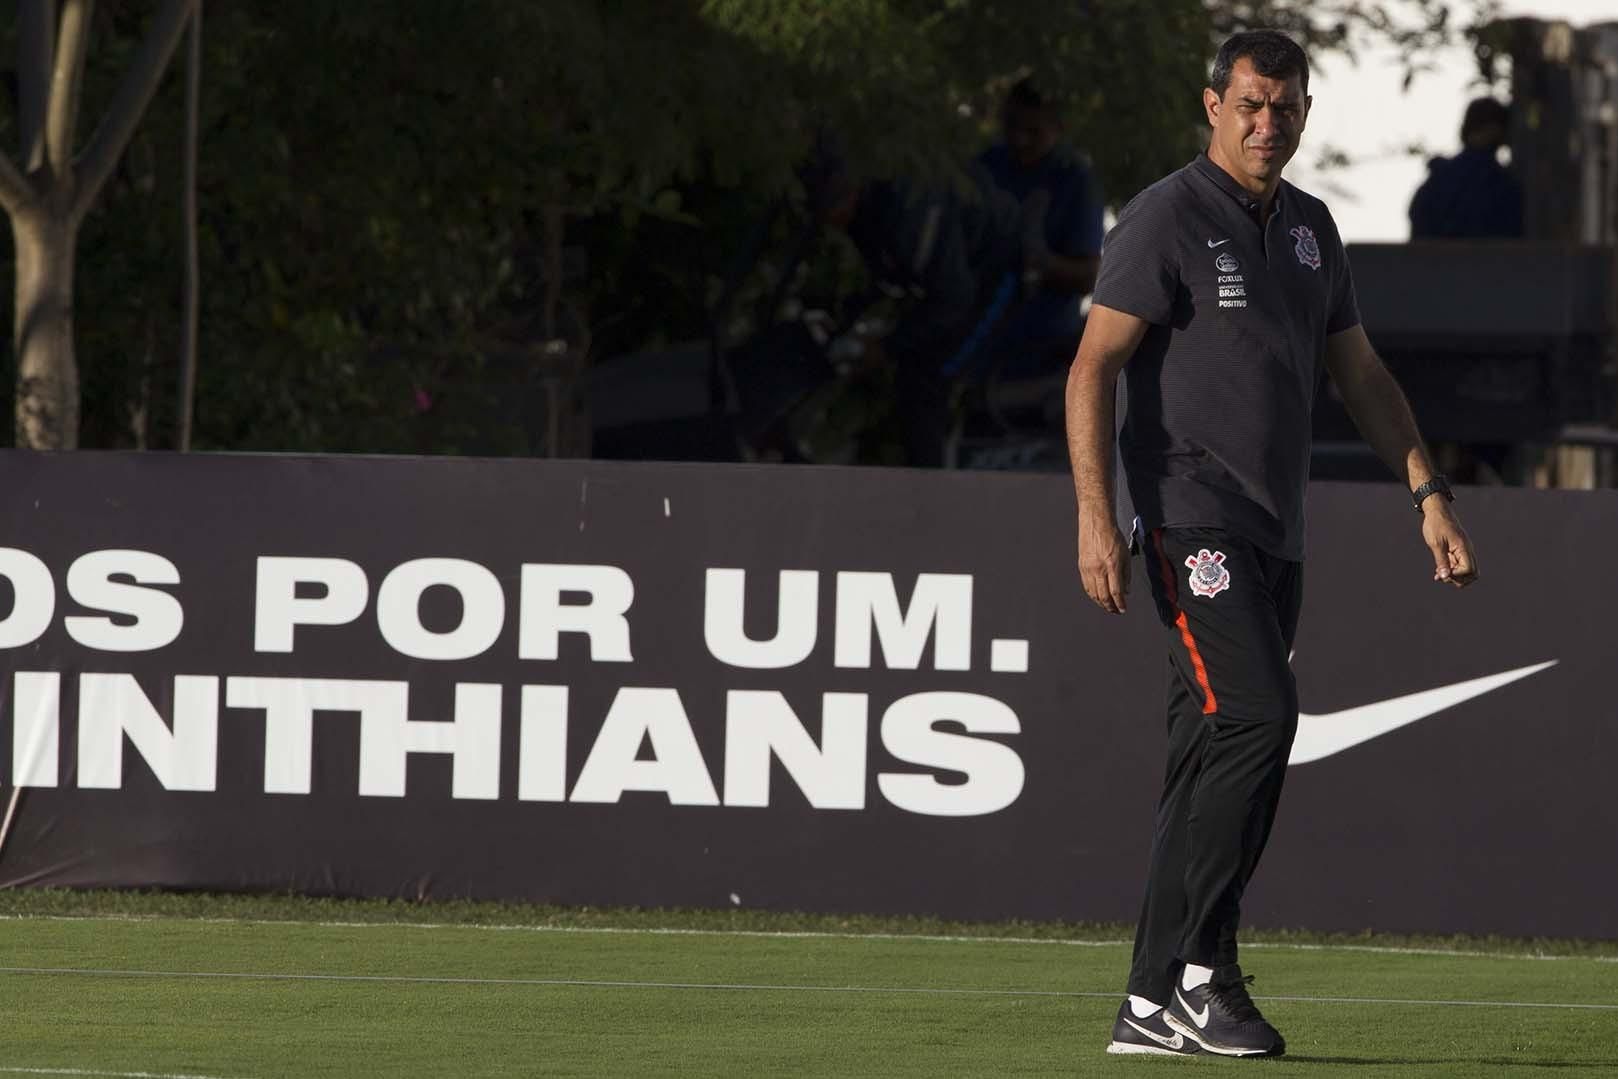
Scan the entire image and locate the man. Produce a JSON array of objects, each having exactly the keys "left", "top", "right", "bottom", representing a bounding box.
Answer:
[
  {"left": 1064, "top": 31, "right": 1479, "bottom": 1059},
  {"left": 819, "top": 160, "right": 1020, "bottom": 466},
  {"left": 979, "top": 78, "right": 1105, "bottom": 379},
  {"left": 1409, "top": 97, "right": 1523, "bottom": 239}
]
